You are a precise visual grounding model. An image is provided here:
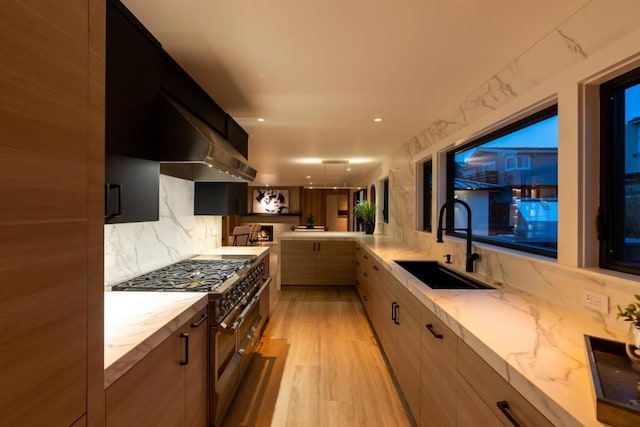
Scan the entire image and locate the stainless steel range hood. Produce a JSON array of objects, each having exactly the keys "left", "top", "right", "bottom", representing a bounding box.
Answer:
[{"left": 158, "top": 93, "right": 256, "bottom": 182}]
